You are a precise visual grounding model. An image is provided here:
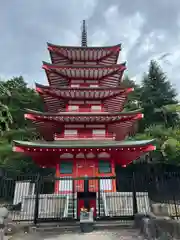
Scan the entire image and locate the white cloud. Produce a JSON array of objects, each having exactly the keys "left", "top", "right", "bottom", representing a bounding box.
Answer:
[
  {"left": 91, "top": 30, "right": 109, "bottom": 46},
  {"left": 104, "top": 7, "right": 144, "bottom": 48},
  {"left": 80, "top": 0, "right": 97, "bottom": 18},
  {"left": 119, "top": 48, "right": 127, "bottom": 63},
  {"left": 1, "top": 0, "right": 180, "bottom": 98},
  {"left": 104, "top": 7, "right": 145, "bottom": 74},
  {"left": 60, "top": 30, "right": 80, "bottom": 46},
  {"left": 138, "top": 33, "right": 154, "bottom": 54}
]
